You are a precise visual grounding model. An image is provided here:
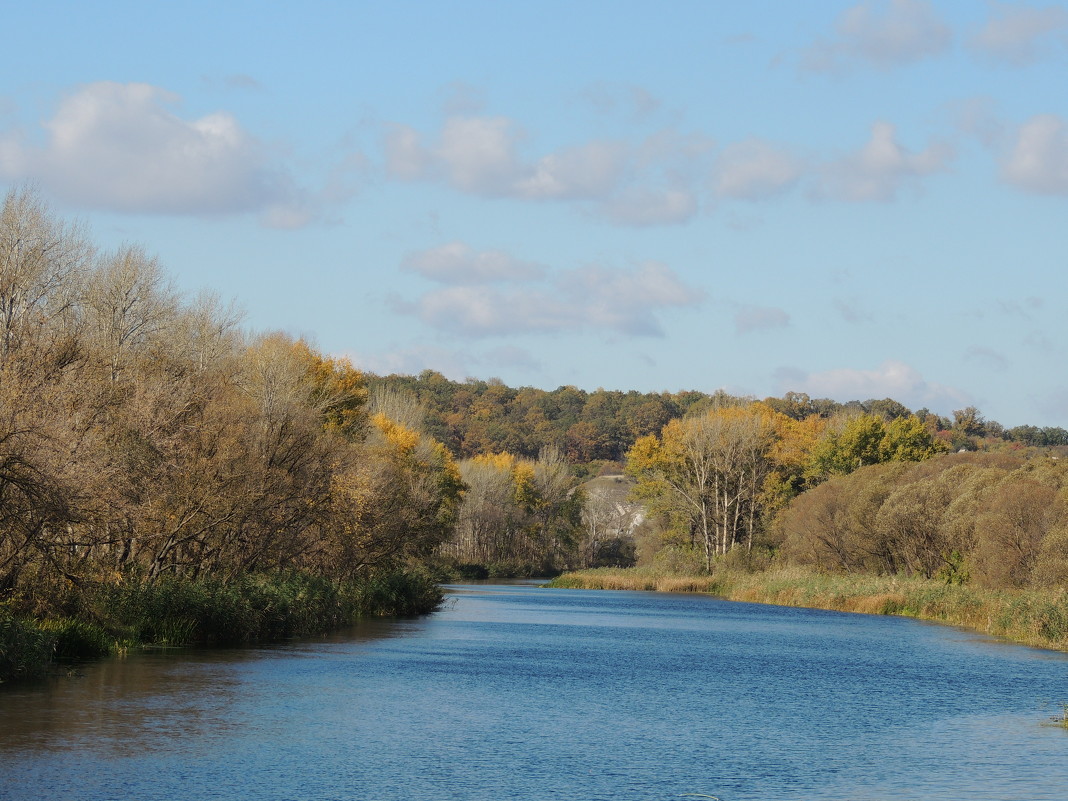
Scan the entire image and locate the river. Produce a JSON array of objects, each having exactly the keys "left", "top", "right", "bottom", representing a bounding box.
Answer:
[{"left": 1, "top": 582, "right": 1066, "bottom": 800}]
